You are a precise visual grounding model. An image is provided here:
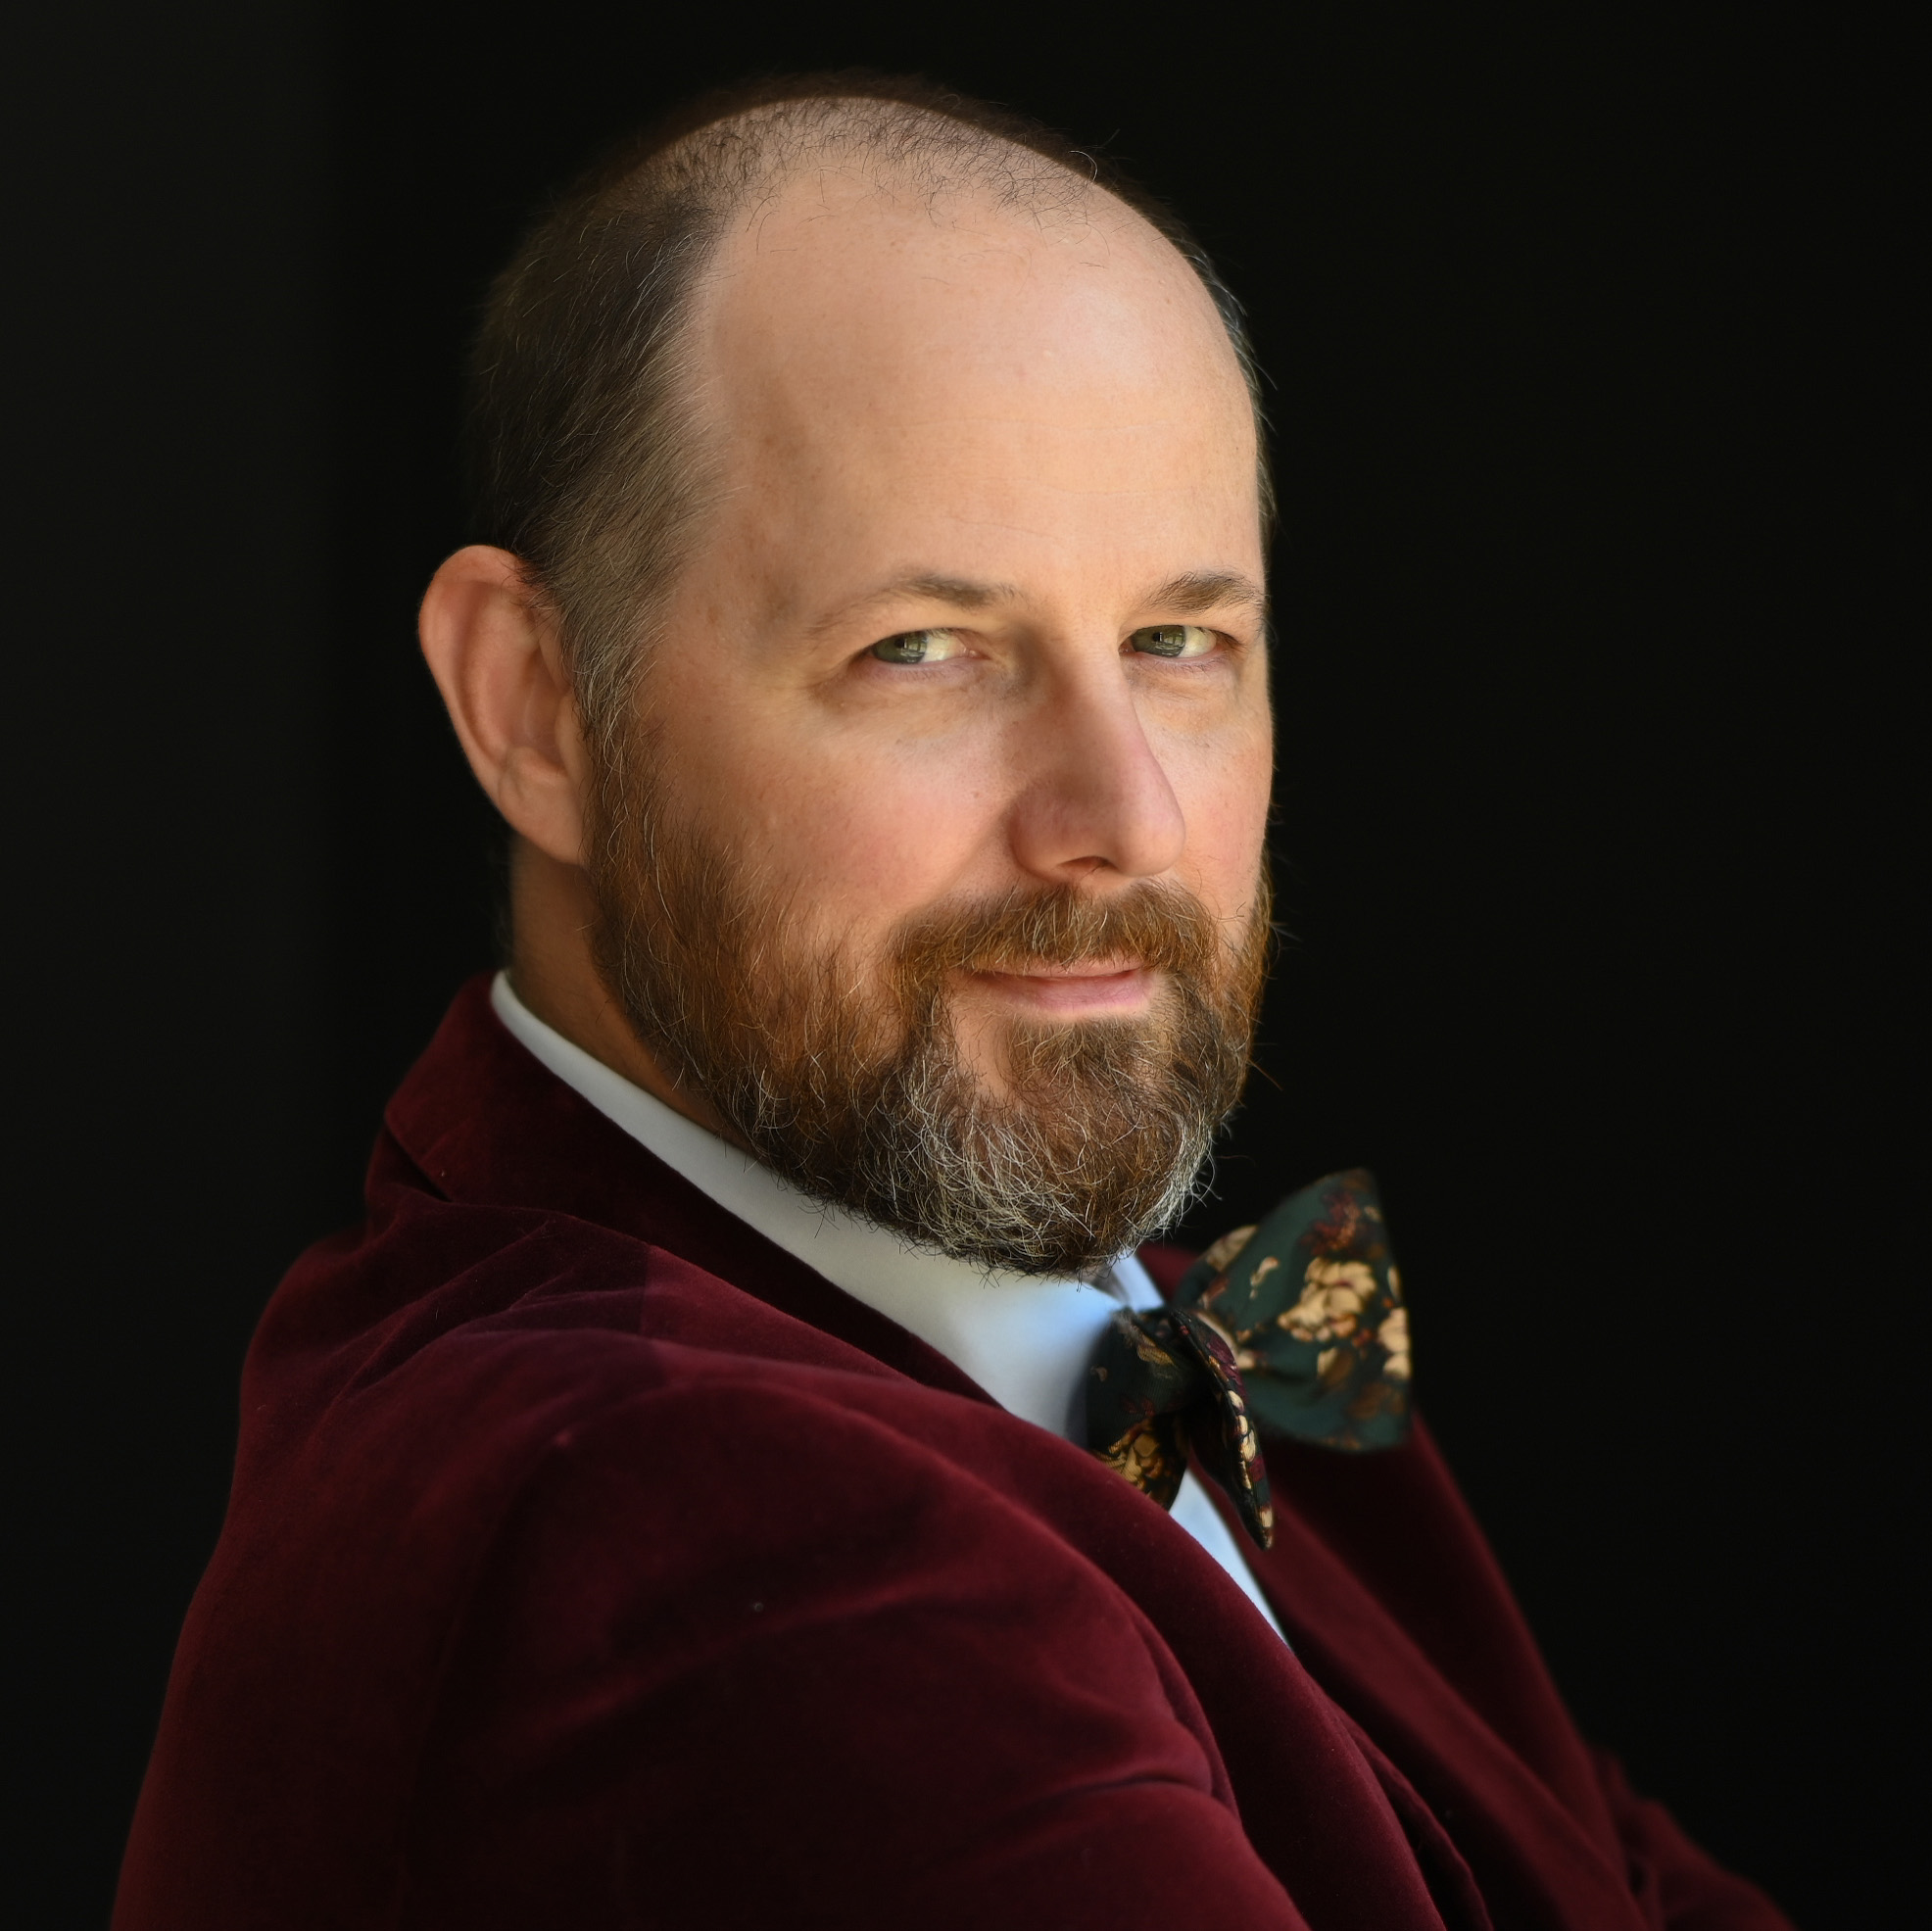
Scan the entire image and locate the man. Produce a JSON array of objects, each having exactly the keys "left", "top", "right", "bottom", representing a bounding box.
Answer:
[{"left": 117, "top": 76, "right": 1790, "bottom": 1928}]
